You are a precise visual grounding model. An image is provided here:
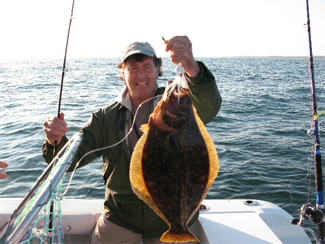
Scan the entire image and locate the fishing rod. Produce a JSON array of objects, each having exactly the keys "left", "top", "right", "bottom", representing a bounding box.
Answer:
[
  {"left": 291, "top": 0, "right": 324, "bottom": 243},
  {"left": 50, "top": 0, "right": 76, "bottom": 241},
  {"left": 57, "top": 0, "right": 75, "bottom": 119},
  {"left": 0, "top": 2, "right": 76, "bottom": 242}
]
